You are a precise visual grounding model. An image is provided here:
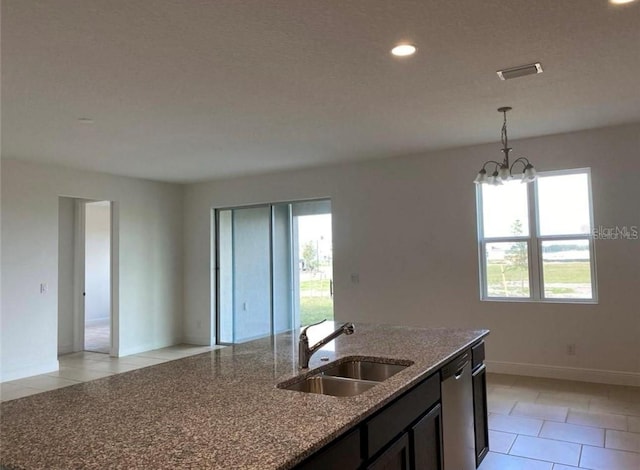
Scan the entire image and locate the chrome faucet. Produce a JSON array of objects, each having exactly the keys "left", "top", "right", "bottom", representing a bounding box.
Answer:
[{"left": 298, "top": 320, "right": 355, "bottom": 369}]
